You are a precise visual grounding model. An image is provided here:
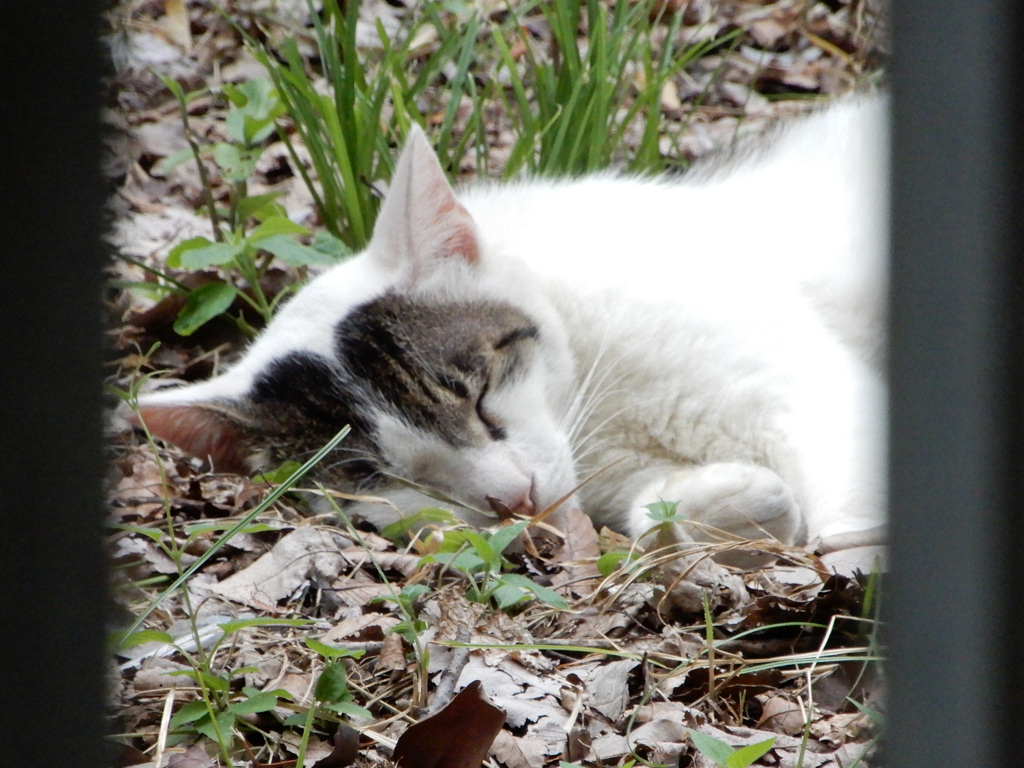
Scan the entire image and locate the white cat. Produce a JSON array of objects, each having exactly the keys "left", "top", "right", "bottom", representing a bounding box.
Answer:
[{"left": 138, "top": 94, "right": 888, "bottom": 569}]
